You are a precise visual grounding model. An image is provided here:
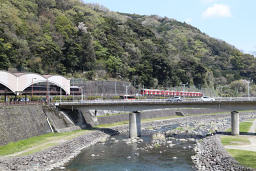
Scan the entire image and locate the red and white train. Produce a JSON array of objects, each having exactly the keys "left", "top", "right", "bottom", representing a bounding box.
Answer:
[{"left": 140, "top": 89, "right": 203, "bottom": 97}]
